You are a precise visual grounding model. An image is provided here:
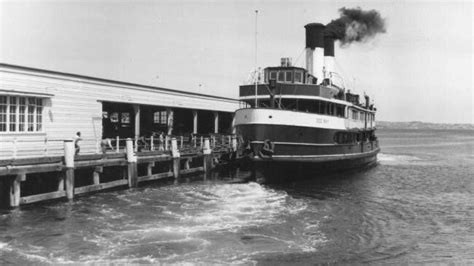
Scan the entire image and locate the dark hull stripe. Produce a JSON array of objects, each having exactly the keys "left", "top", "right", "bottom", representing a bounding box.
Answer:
[{"left": 236, "top": 124, "right": 341, "bottom": 144}]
